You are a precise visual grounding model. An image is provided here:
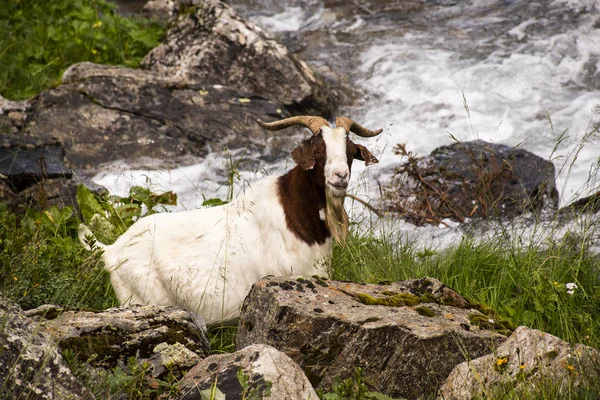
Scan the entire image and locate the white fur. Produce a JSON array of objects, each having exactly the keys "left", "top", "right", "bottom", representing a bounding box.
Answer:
[
  {"left": 90, "top": 176, "right": 331, "bottom": 325},
  {"left": 322, "top": 126, "right": 350, "bottom": 197}
]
